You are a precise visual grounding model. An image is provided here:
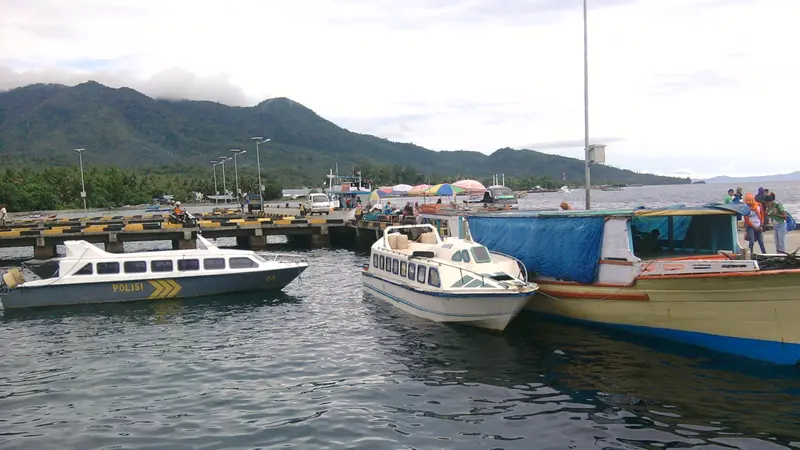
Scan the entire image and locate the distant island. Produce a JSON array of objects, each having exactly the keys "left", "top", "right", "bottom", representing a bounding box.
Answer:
[
  {"left": 697, "top": 171, "right": 800, "bottom": 184},
  {"left": 0, "top": 81, "right": 689, "bottom": 188}
]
